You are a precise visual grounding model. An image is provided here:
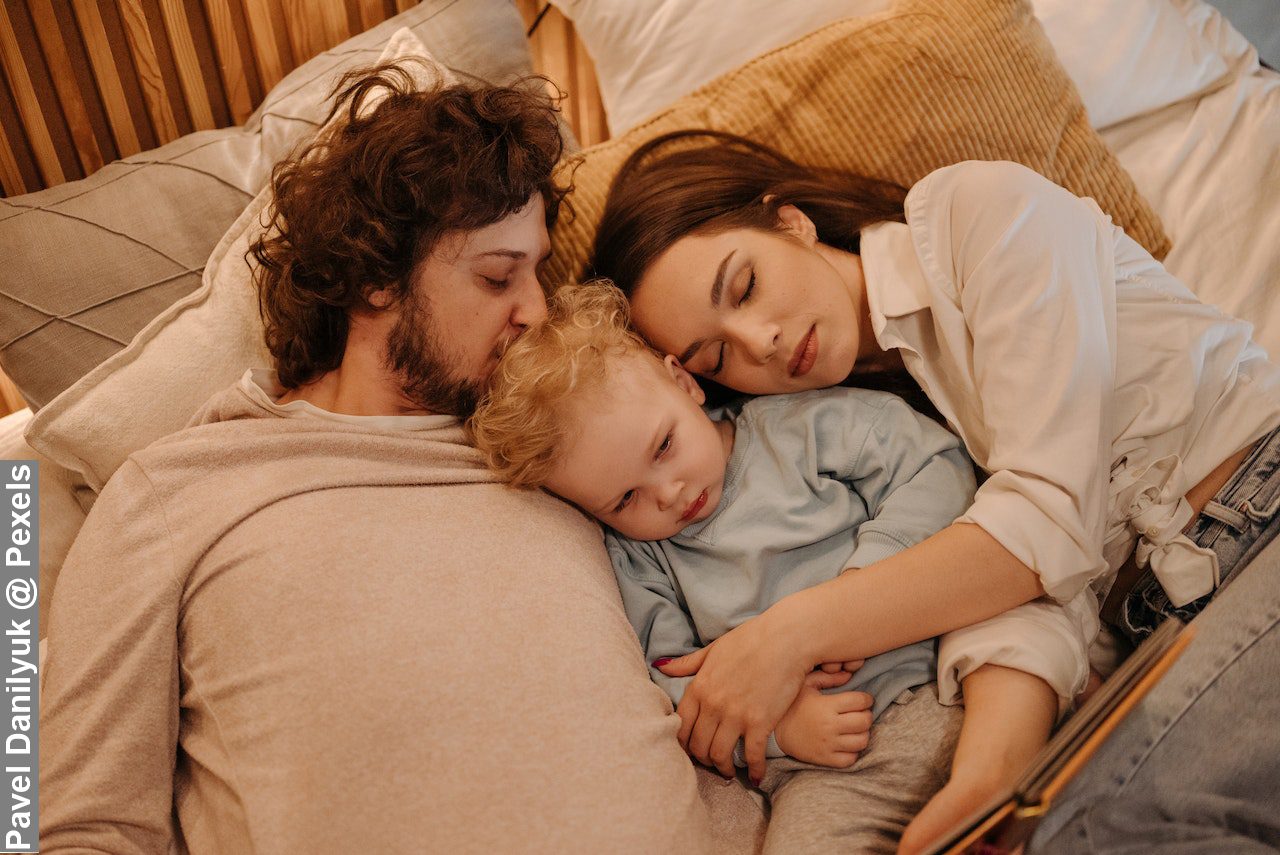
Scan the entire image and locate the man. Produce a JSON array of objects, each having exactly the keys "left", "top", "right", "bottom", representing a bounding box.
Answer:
[{"left": 39, "top": 67, "right": 724, "bottom": 853}]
